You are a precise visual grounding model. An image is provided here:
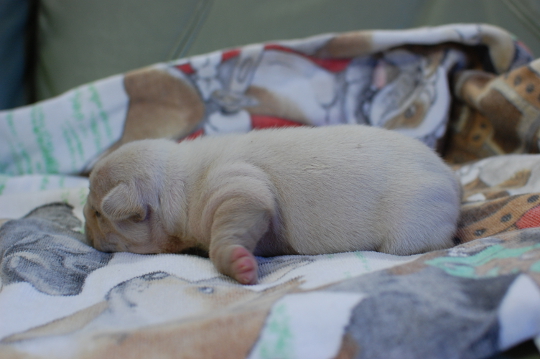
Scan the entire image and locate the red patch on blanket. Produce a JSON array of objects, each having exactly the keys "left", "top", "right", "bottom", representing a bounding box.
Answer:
[
  {"left": 516, "top": 204, "right": 540, "bottom": 229},
  {"left": 250, "top": 115, "right": 305, "bottom": 129},
  {"left": 180, "top": 116, "right": 306, "bottom": 142}
]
